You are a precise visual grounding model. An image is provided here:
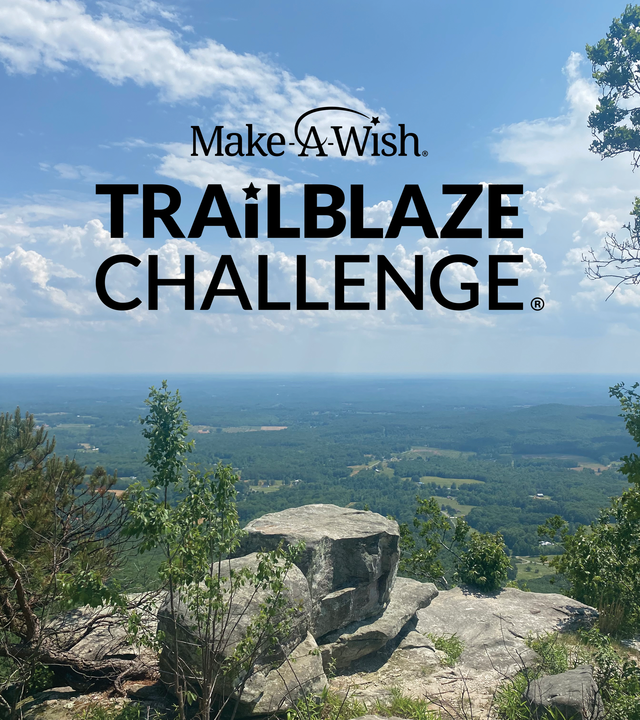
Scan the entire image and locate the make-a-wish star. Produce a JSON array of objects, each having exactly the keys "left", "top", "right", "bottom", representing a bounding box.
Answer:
[
  {"left": 243, "top": 182, "right": 261, "bottom": 200},
  {"left": 370, "top": 116, "right": 380, "bottom": 126}
]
